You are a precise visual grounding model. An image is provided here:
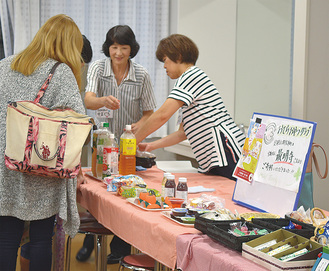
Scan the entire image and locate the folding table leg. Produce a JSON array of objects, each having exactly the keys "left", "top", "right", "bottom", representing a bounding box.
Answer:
[{"left": 95, "top": 234, "right": 108, "bottom": 271}]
